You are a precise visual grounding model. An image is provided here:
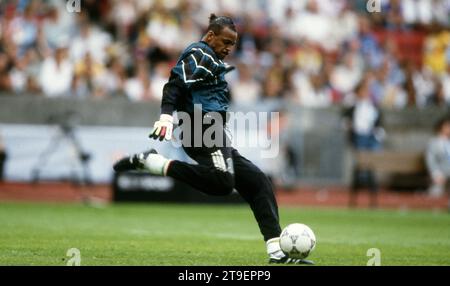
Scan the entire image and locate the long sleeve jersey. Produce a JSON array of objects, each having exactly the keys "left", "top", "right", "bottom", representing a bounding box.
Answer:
[{"left": 160, "top": 41, "right": 231, "bottom": 116}]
